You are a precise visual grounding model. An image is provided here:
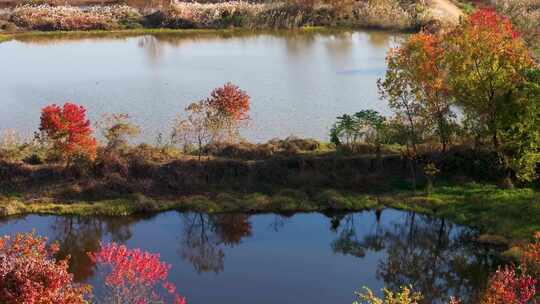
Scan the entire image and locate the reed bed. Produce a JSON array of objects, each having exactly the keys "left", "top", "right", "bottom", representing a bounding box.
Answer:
[
  {"left": 3, "top": 0, "right": 429, "bottom": 31},
  {"left": 10, "top": 4, "right": 141, "bottom": 30}
]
